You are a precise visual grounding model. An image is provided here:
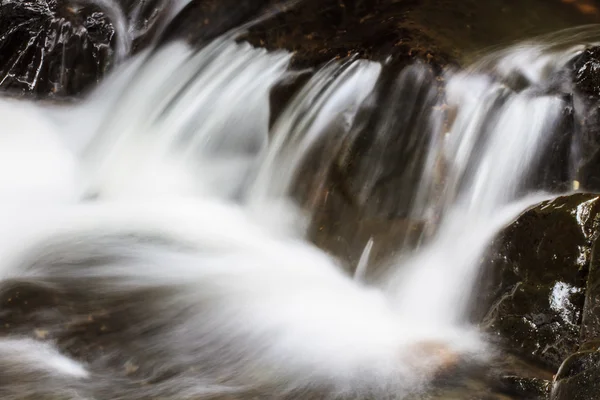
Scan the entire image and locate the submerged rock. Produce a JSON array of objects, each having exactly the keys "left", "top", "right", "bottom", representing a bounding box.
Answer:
[{"left": 475, "top": 194, "right": 600, "bottom": 370}]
